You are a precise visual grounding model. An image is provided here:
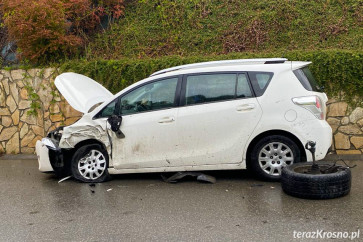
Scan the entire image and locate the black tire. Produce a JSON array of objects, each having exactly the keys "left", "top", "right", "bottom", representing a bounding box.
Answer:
[
  {"left": 249, "top": 135, "right": 302, "bottom": 181},
  {"left": 281, "top": 163, "right": 351, "bottom": 199},
  {"left": 71, "top": 144, "right": 110, "bottom": 183},
  {"left": 49, "top": 149, "right": 71, "bottom": 178}
]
